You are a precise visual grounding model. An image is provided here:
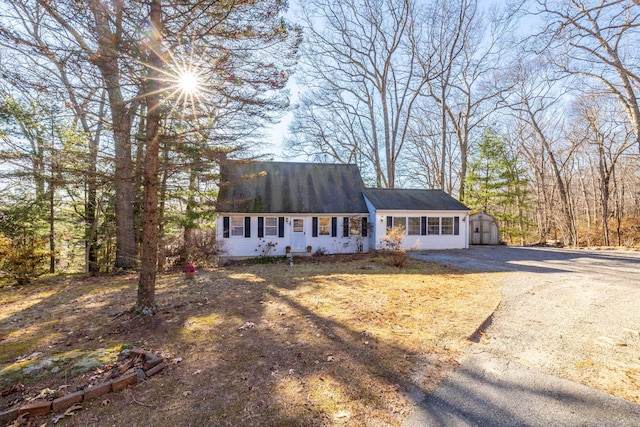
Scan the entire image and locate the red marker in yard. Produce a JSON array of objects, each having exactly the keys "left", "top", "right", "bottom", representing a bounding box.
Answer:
[{"left": 183, "top": 262, "right": 196, "bottom": 279}]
